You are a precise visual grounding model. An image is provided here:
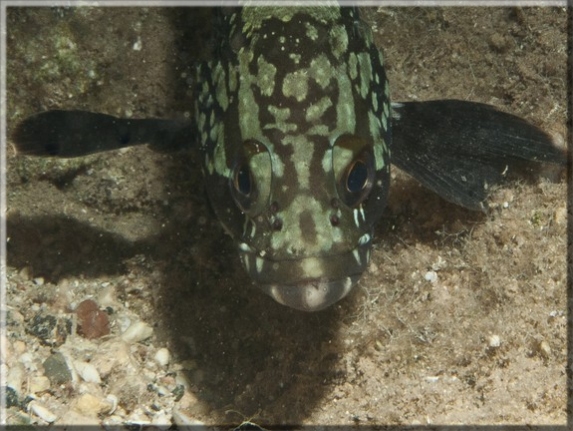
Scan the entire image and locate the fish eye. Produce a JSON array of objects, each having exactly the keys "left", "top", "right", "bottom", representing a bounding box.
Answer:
[
  {"left": 234, "top": 164, "right": 253, "bottom": 197},
  {"left": 333, "top": 134, "right": 375, "bottom": 208},
  {"left": 346, "top": 159, "right": 369, "bottom": 193},
  {"left": 229, "top": 140, "right": 272, "bottom": 215}
]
